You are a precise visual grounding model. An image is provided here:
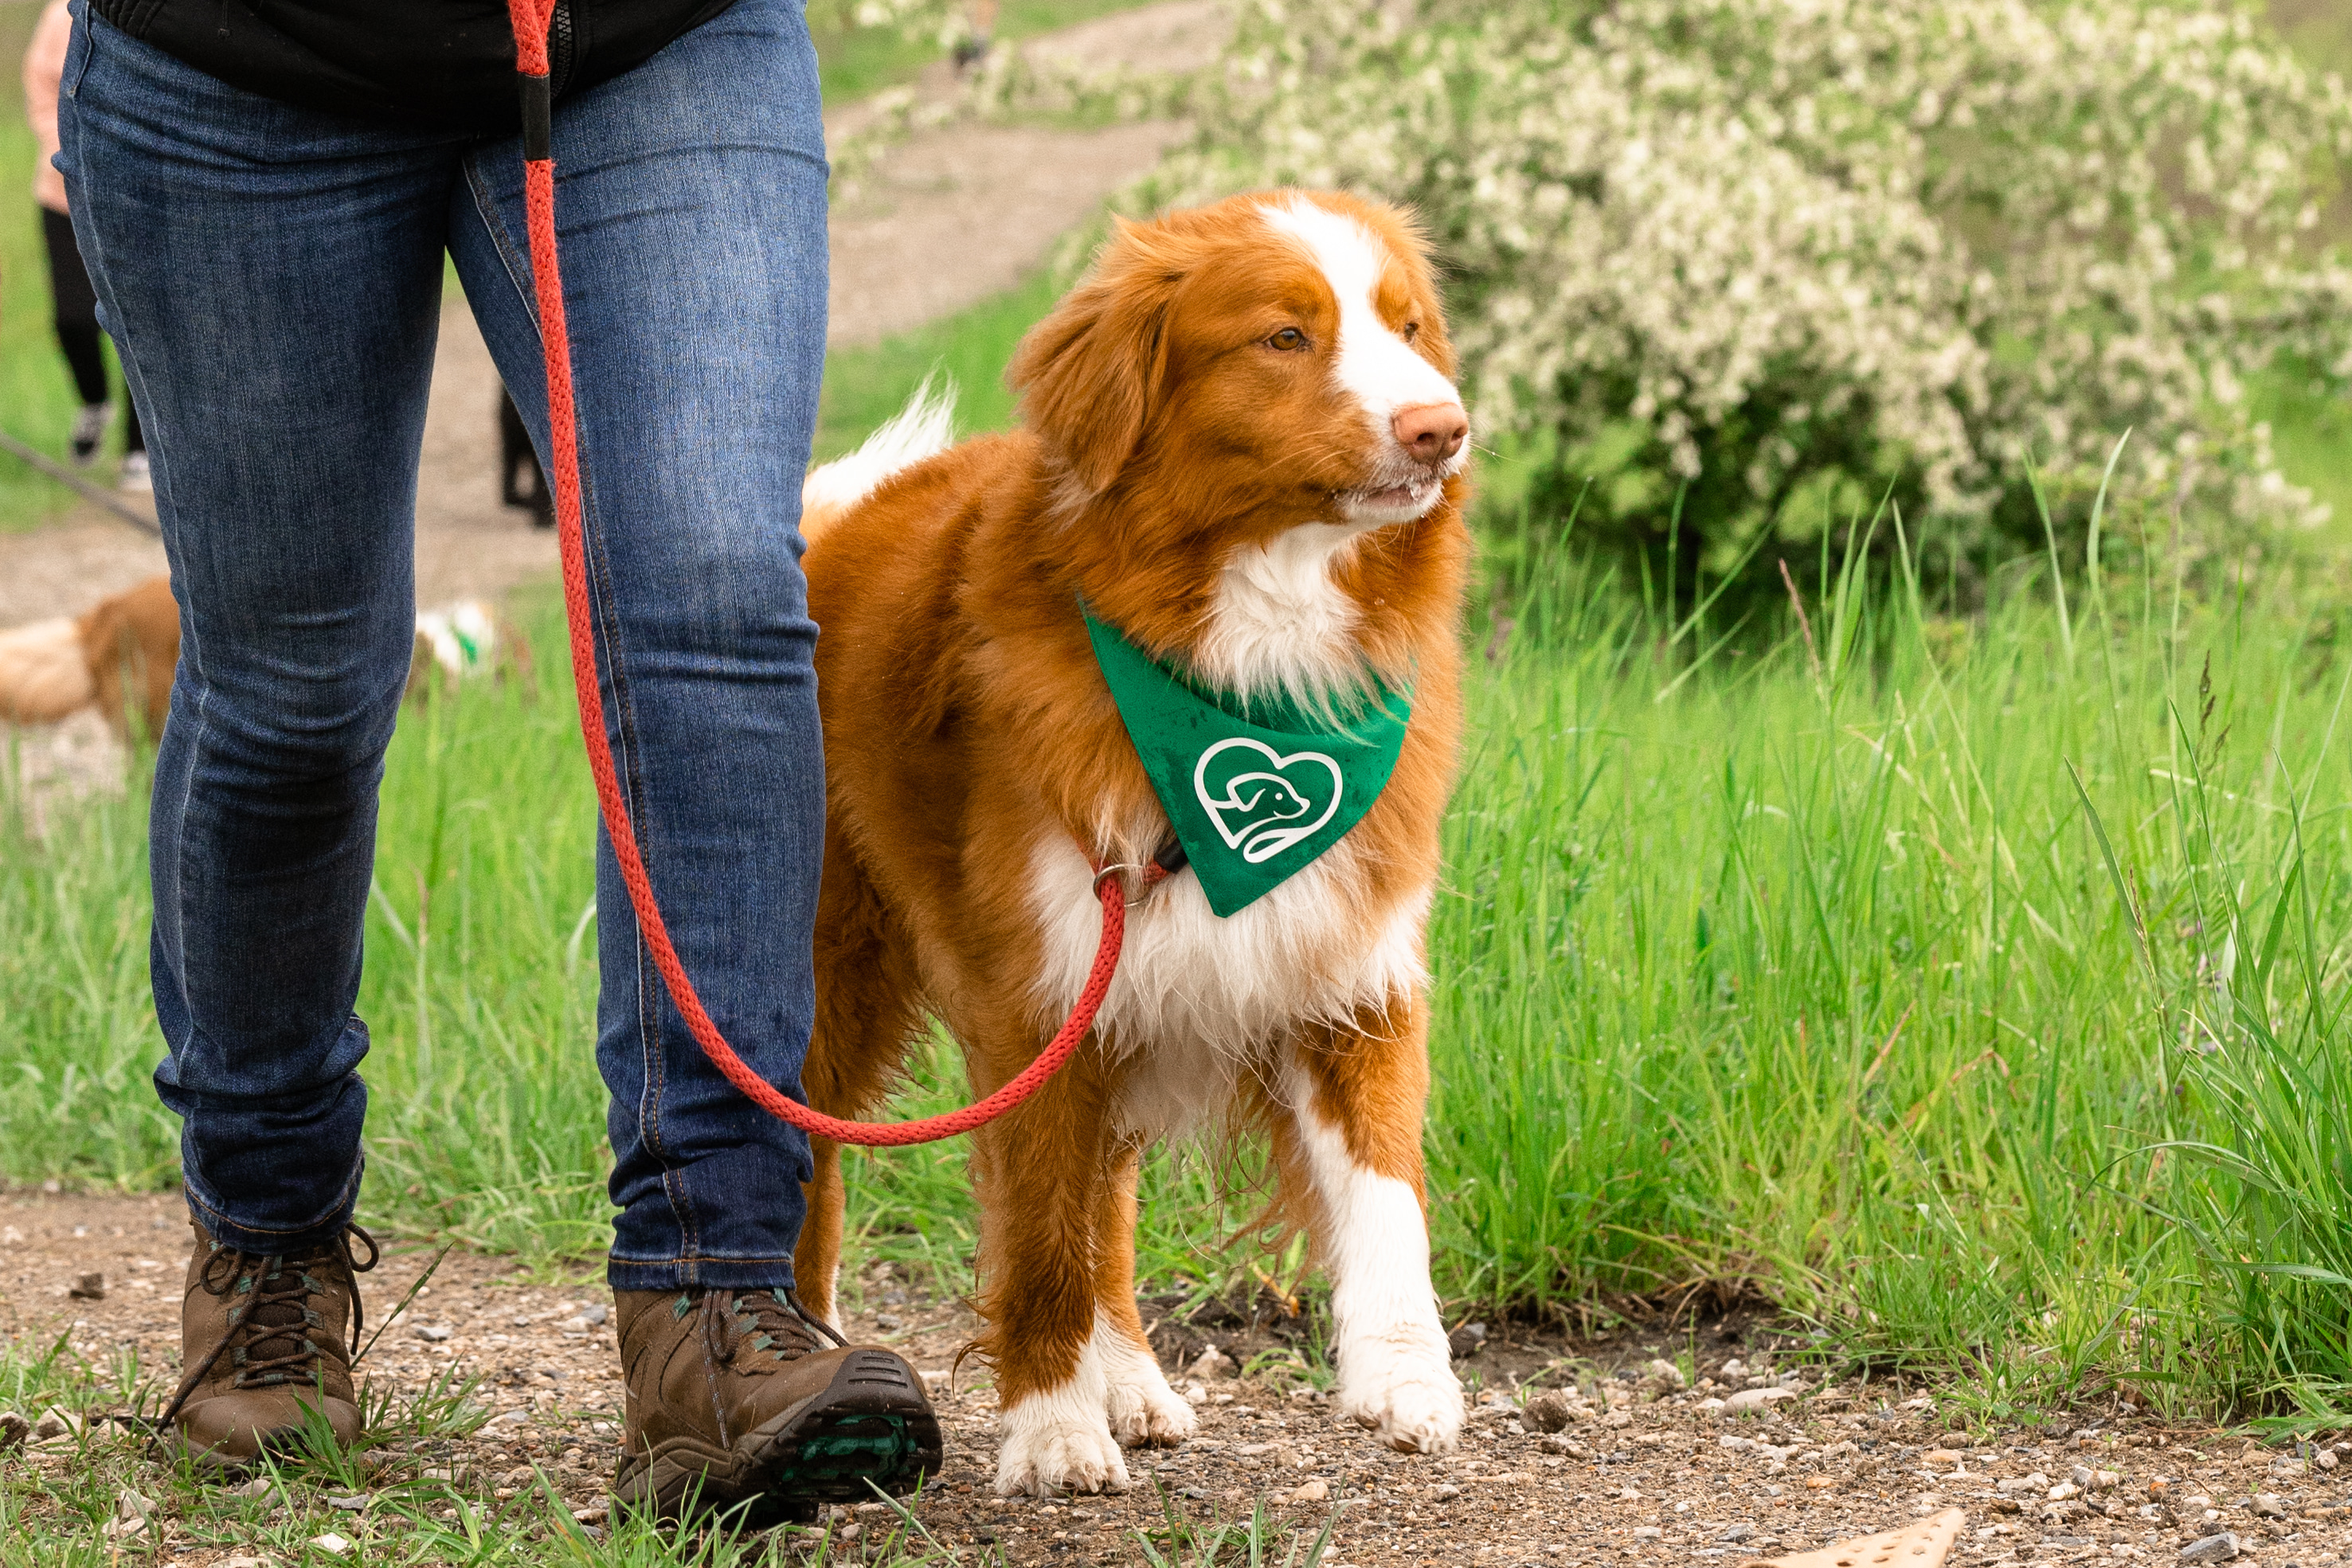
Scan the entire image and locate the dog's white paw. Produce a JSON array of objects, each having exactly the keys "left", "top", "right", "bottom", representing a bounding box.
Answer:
[
  {"left": 1103, "top": 1359, "right": 1196, "bottom": 1449},
  {"left": 995, "top": 1394, "right": 1133, "bottom": 1496},
  {"left": 1336, "top": 1330, "right": 1463, "bottom": 1454}
]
